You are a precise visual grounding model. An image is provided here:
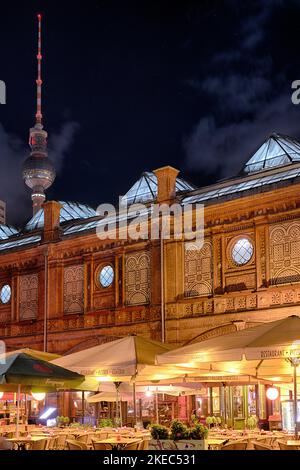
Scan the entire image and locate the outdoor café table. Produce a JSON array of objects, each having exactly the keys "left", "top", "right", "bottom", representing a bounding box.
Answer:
[
  {"left": 8, "top": 436, "right": 46, "bottom": 451},
  {"left": 93, "top": 437, "right": 141, "bottom": 450},
  {"left": 206, "top": 438, "right": 228, "bottom": 450}
]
